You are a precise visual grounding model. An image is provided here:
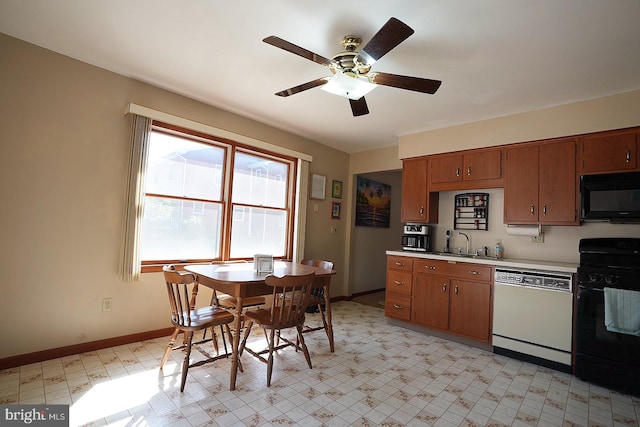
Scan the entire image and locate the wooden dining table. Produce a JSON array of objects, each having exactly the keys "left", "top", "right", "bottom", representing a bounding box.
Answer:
[{"left": 185, "top": 261, "right": 336, "bottom": 390}]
